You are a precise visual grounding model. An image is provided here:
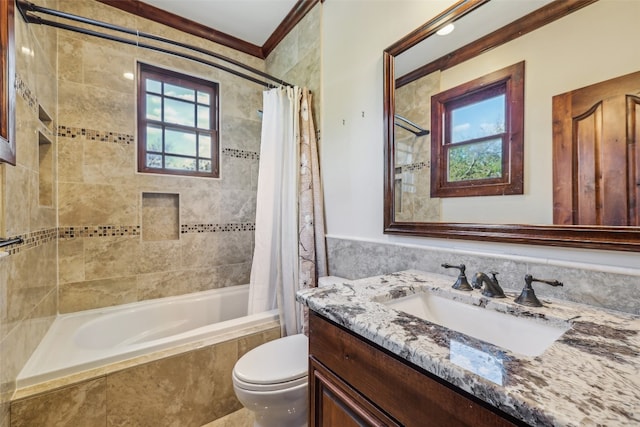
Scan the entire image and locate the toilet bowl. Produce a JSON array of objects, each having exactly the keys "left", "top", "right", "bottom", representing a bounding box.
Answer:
[
  {"left": 232, "top": 276, "right": 346, "bottom": 427},
  {"left": 232, "top": 334, "right": 309, "bottom": 427}
]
